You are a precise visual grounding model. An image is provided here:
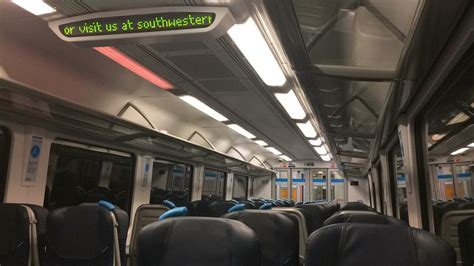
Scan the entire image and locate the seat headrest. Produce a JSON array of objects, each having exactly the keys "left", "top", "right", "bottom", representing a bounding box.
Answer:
[
  {"left": 163, "top": 200, "right": 176, "bottom": 209},
  {"left": 137, "top": 217, "right": 260, "bottom": 266},
  {"left": 324, "top": 211, "right": 407, "bottom": 226},
  {"left": 47, "top": 205, "right": 114, "bottom": 260},
  {"left": 159, "top": 207, "right": 188, "bottom": 220},
  {"left": 228, "top": 203, "right": 246, "bottom": 213},
  {"left": 306, "top": 224, "right": 456, "bottom": 266},
  {"left": 259, "top": 203, "right": 272, "bottom": 210}
]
